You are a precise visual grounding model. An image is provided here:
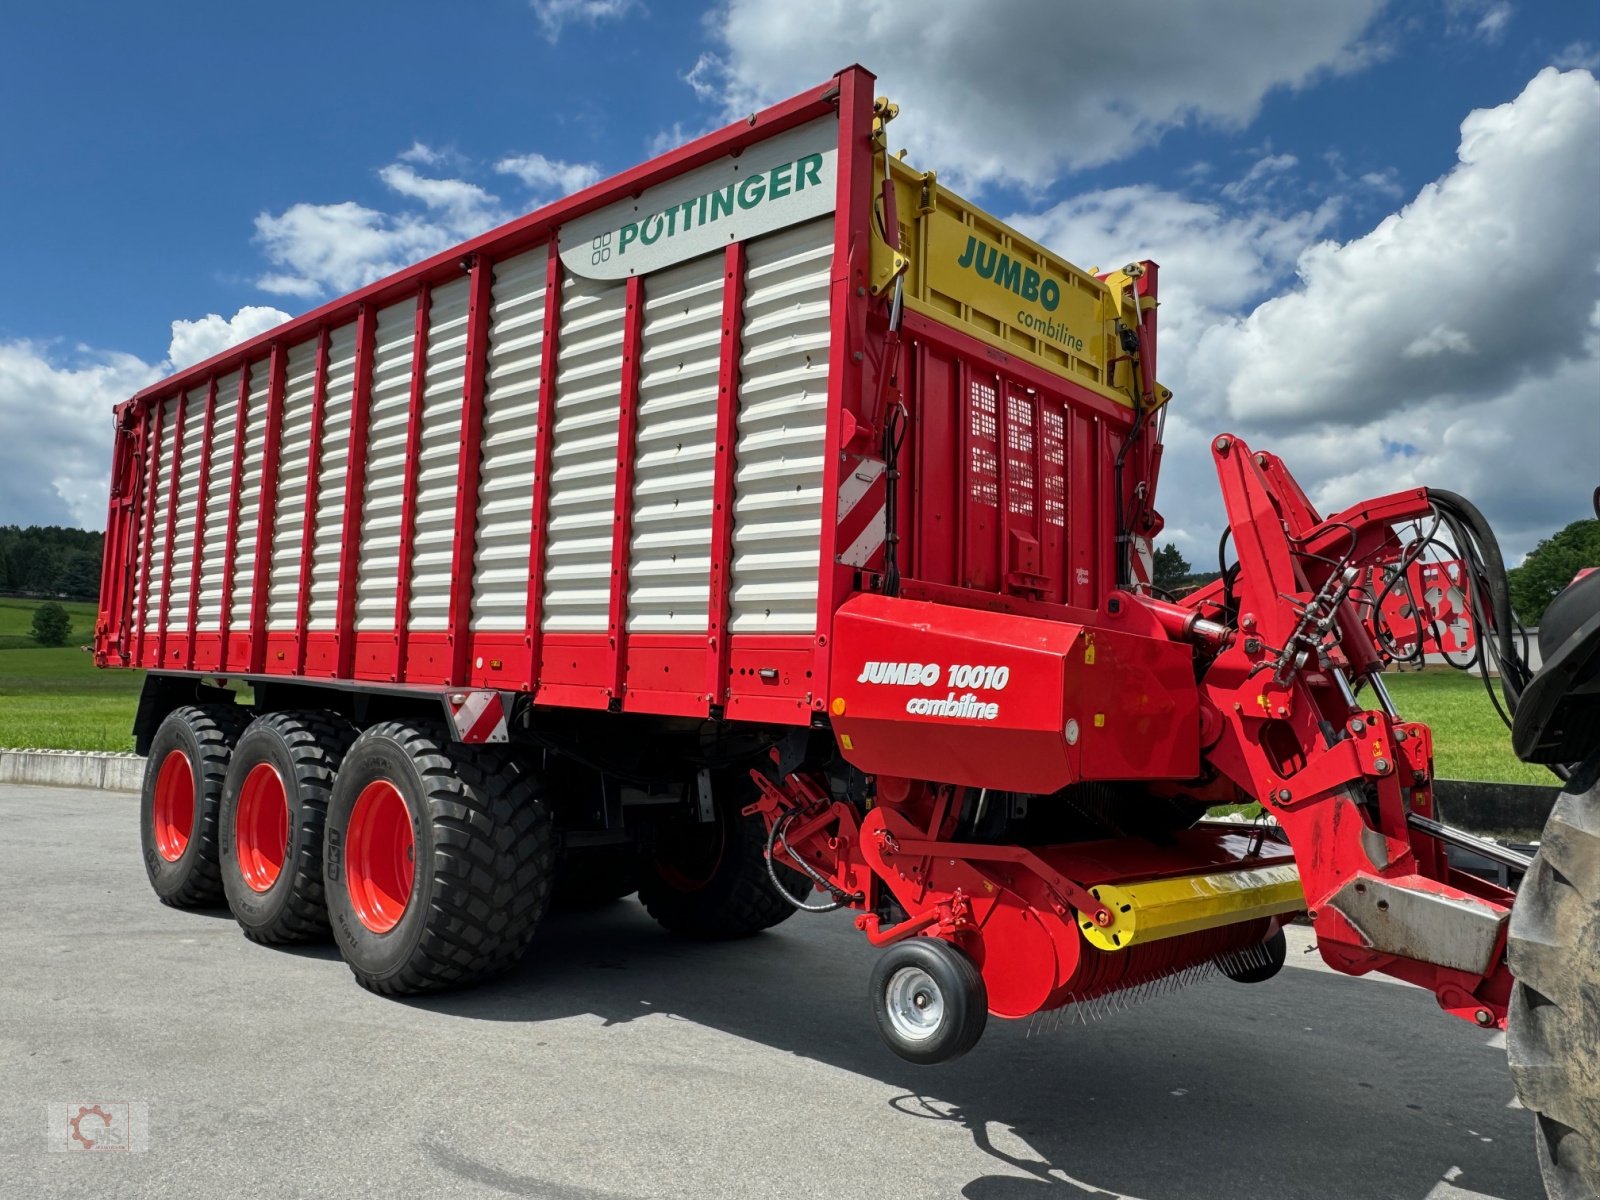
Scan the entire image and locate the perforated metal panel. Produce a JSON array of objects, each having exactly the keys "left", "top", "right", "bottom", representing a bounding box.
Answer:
[
  {"left": 627, "top": 252, "right": 723, "bottom": 633},
  {"left": 195, "top": 371, "right": 241, "bottom": 628},
  {"left": 354, "top": 302, "right": 417, "bottom": 631},
  {"left": 229, "top": 364, "right": 271, "bottom": 629},
  {"left": 541, "top": 273, "right": 626, "bottom": 632},
  {"left": 307, "top": 323, "right": 357, "bottom": 629},
  {"left": 266, "top": 341, "right": 319, "bottom": 629},
  {"left": 729, "top": 216, "right": 833, "bottom": 633},
  {"left": 470, "top": 248, "right": 546, "bottom": 632}
]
